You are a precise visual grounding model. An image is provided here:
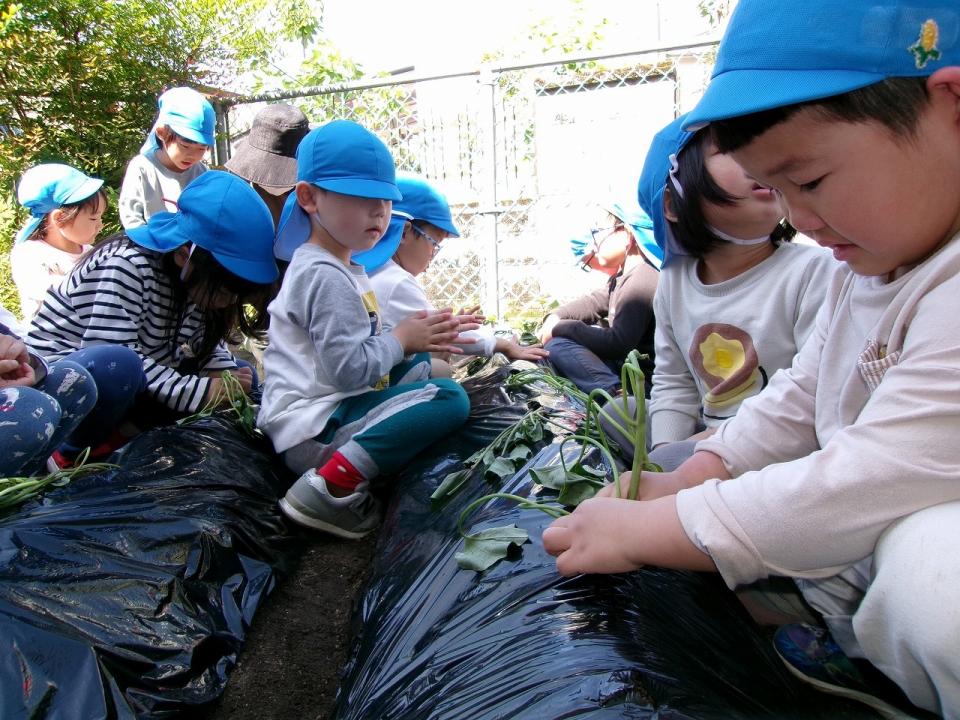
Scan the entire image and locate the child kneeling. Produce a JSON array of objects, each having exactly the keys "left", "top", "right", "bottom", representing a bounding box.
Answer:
[{"left": 259, "top": 120, "right": 471, "bottom": 539}]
